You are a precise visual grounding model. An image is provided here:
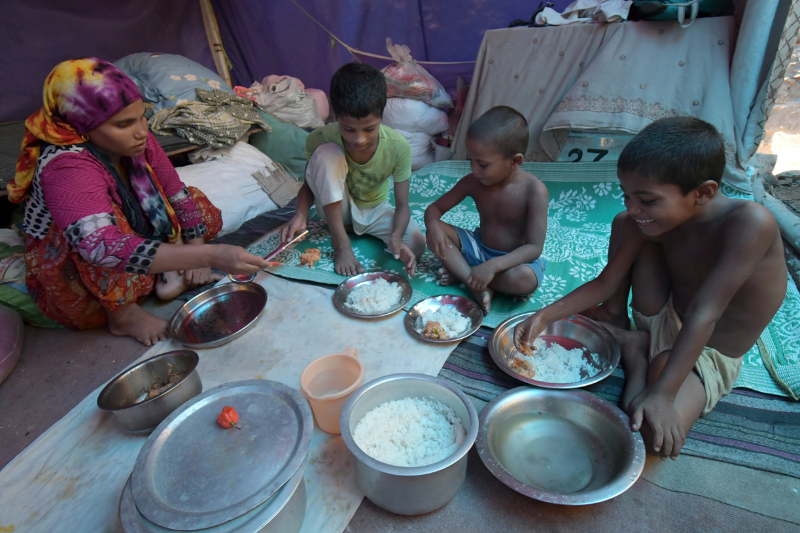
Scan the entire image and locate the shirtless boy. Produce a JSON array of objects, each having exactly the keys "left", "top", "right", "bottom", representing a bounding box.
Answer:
[
  {"left": 425, "top": 106, "right": 549, "bottom": 314},
  {"left": 281, "top": 63, "right": 425, "bottom": 276},
  {"left": 515, "top": 117, "right": 787, "bottom": 459}
]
